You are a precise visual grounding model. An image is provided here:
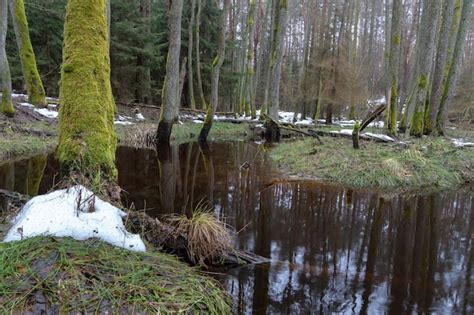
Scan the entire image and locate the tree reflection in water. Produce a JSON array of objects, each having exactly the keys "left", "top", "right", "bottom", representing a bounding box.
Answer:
[{"left": 1, "top": 142, "right": 472, "bottom": 314}]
